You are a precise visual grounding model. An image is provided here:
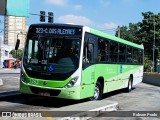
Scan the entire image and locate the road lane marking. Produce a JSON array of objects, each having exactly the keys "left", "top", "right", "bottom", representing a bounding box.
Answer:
[
  {"left": 0, "top": 77, "right": 19, "bottom": 79},
  {"left": 42, "top": 111, "right": 54, "bottom": 120}
]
